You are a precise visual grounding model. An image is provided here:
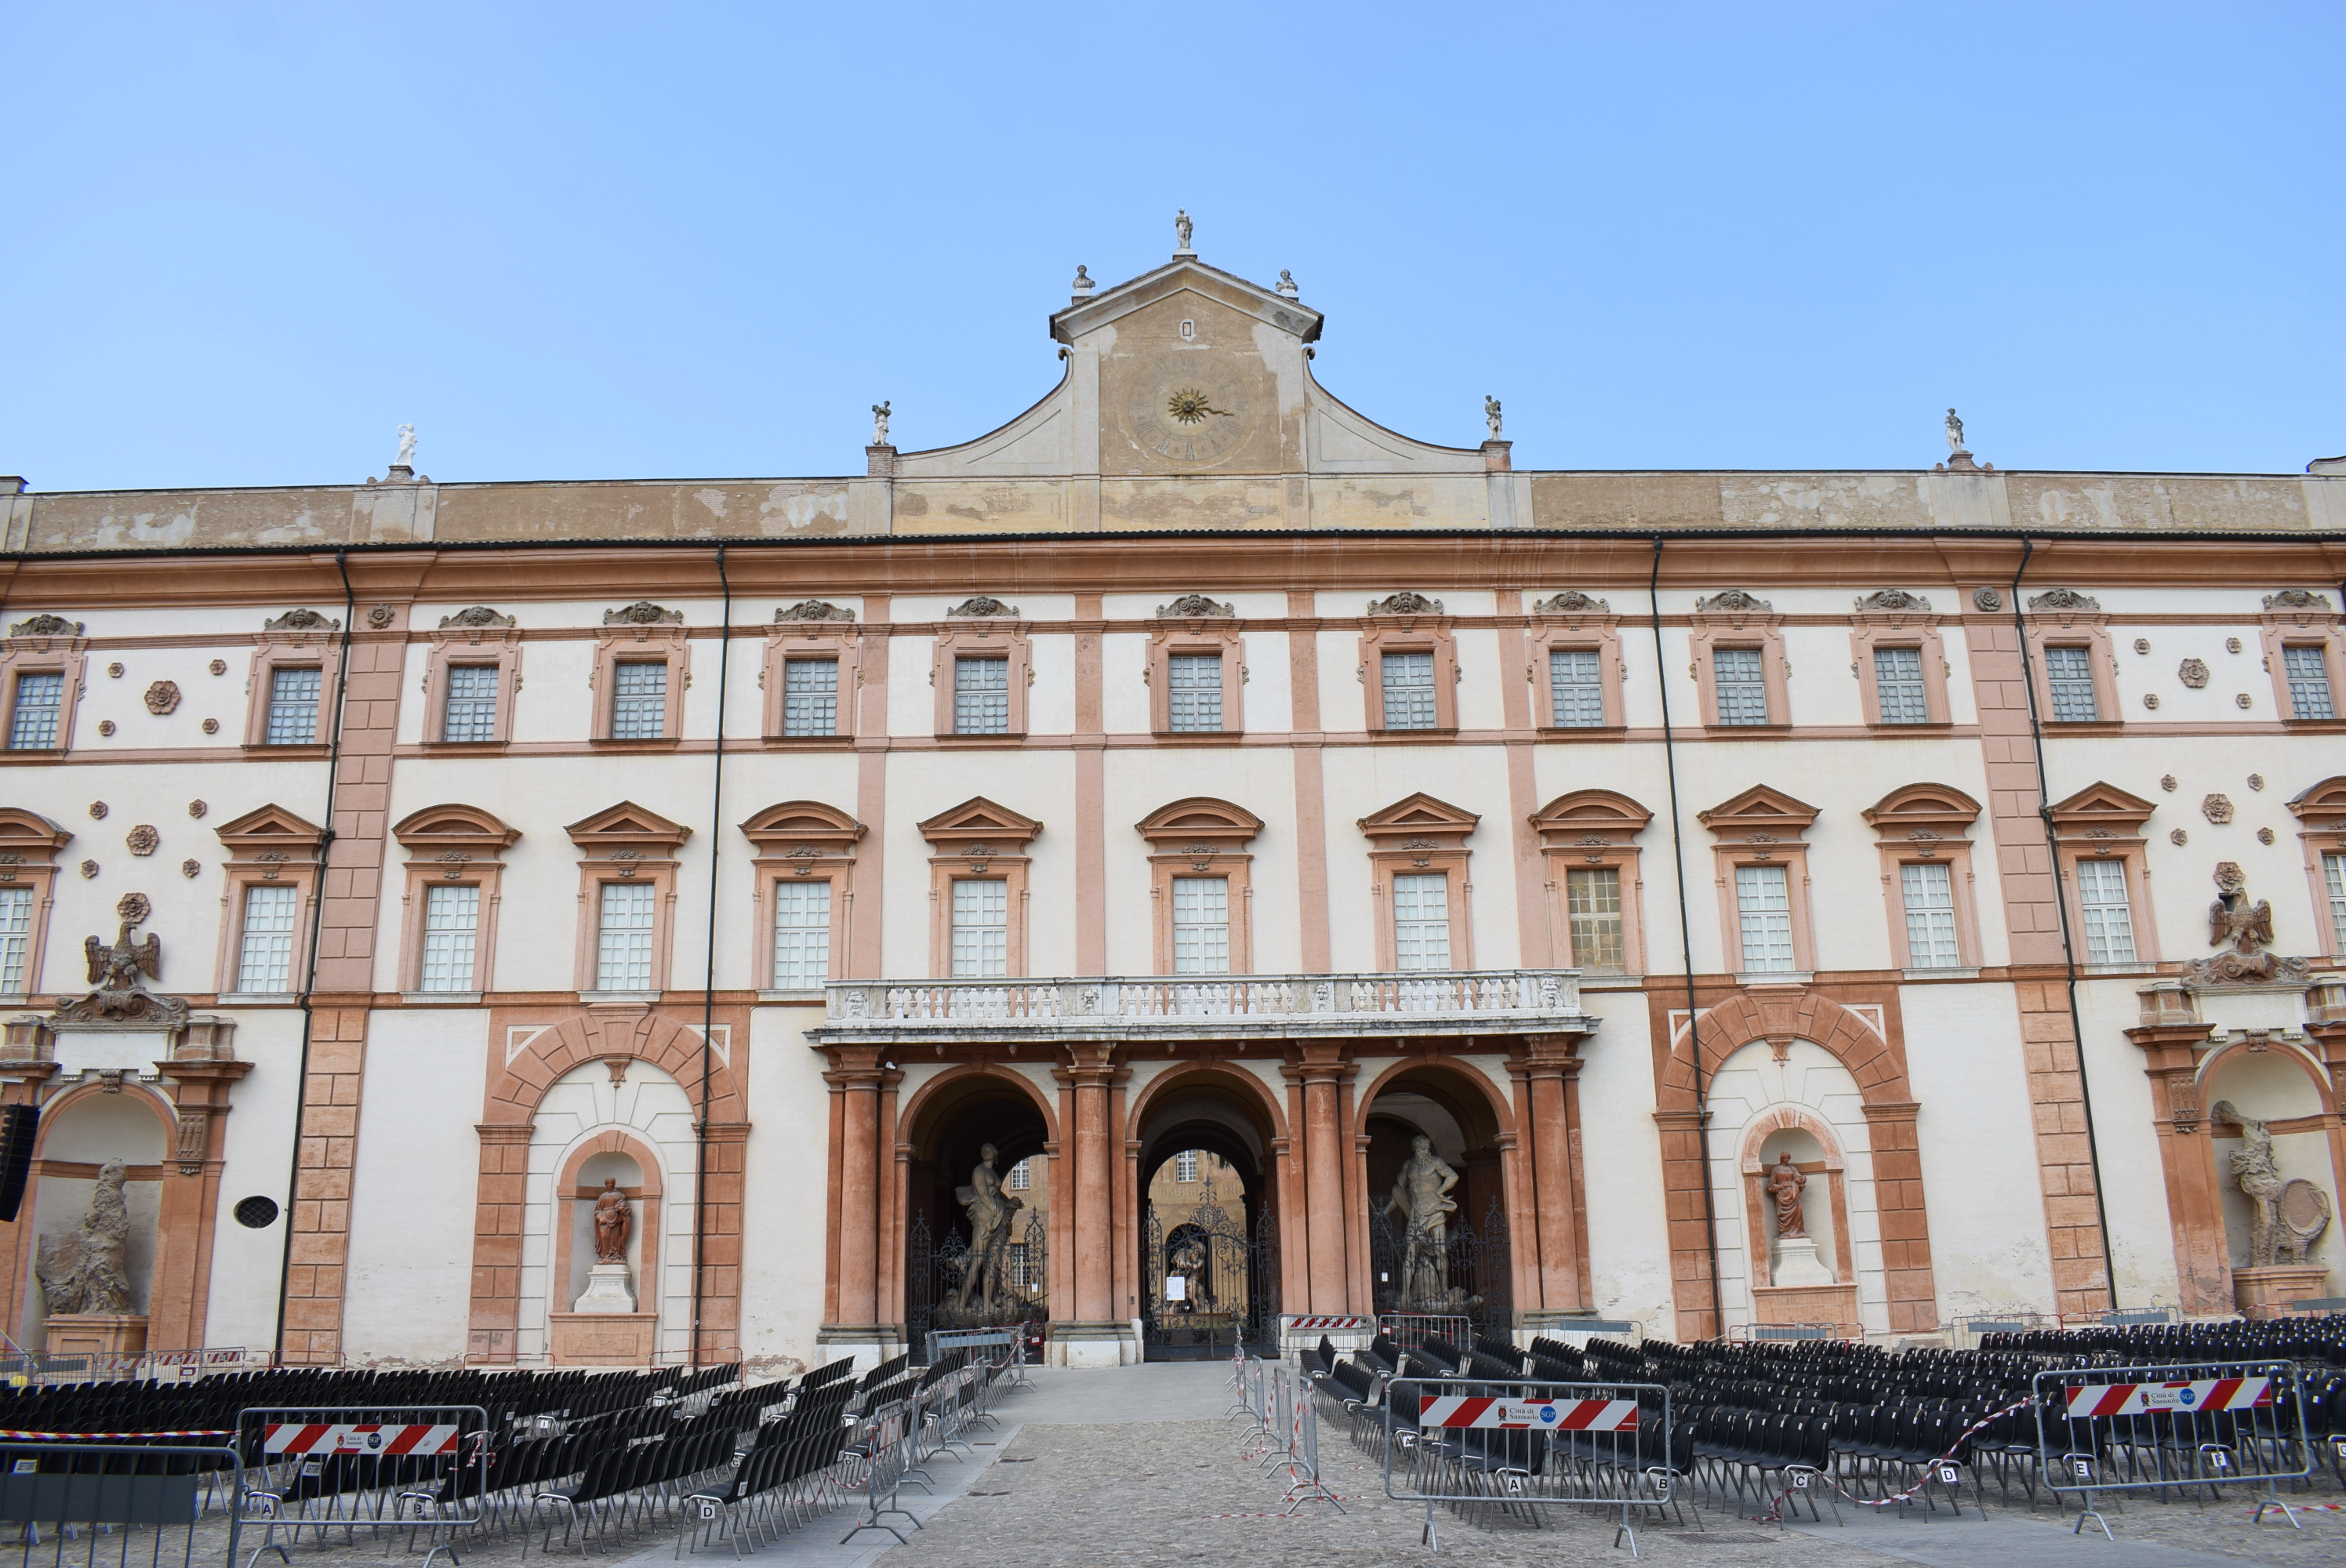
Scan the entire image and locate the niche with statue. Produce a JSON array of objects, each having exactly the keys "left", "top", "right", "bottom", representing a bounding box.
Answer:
[
  {"left": 548, "top": 1147, "right": 658, "bottom": 1366},
  {"left": 26, "top": 1094, "right": 166, "bottom": 1357}
]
